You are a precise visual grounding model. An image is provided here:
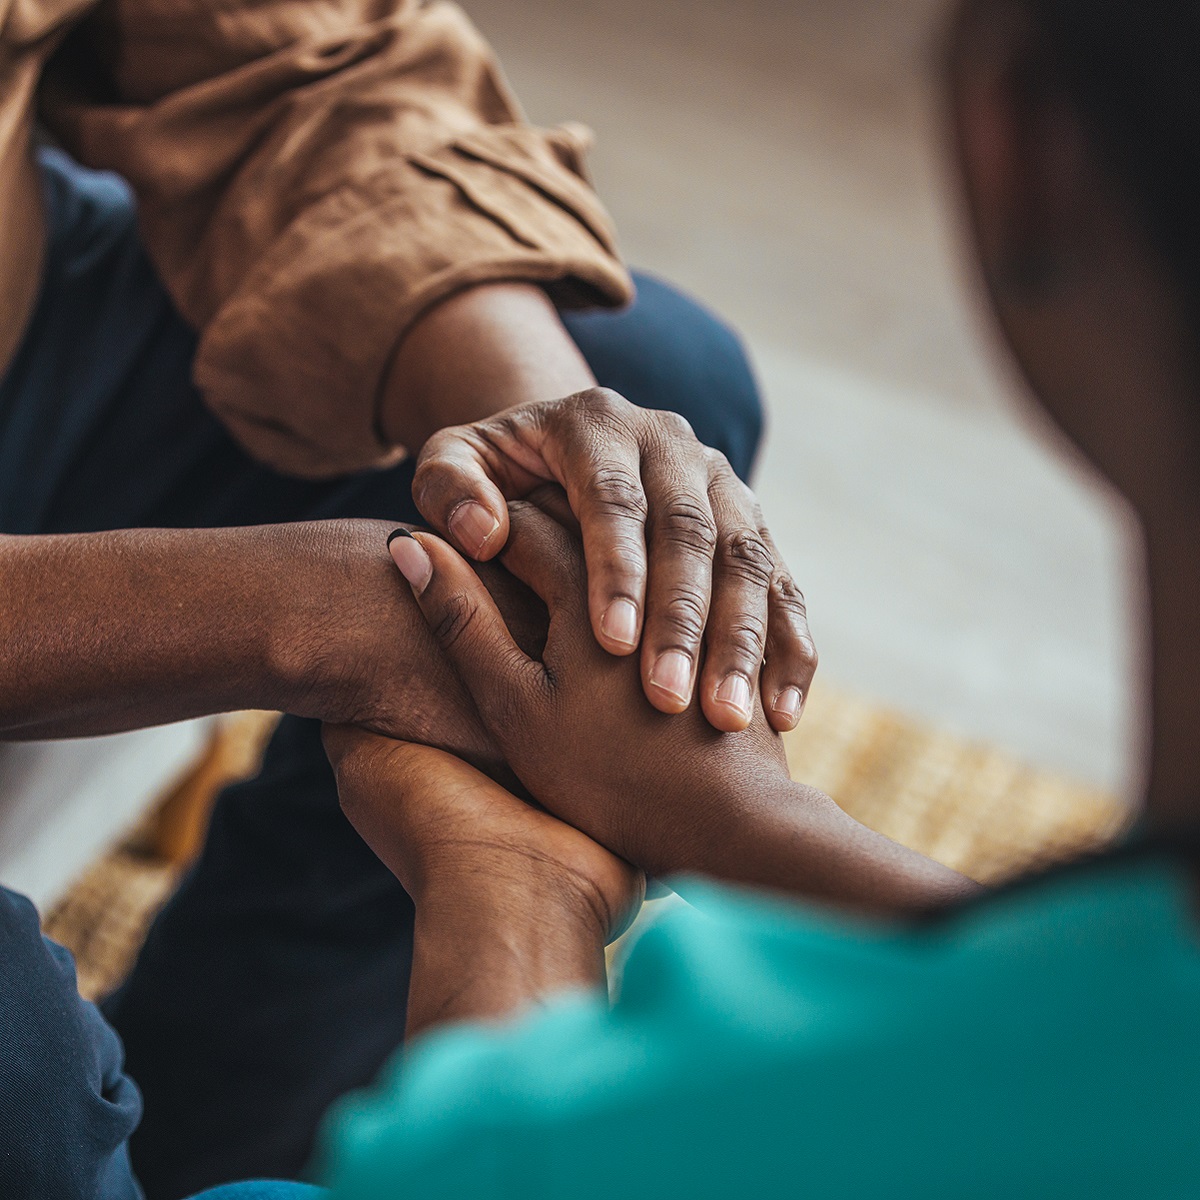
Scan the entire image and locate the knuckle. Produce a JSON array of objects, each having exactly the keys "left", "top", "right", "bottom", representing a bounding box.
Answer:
[
  {"left": 414, "top": 421, "right": 477, "bottom": 469},
  {"left": 569, "top": 387, "right": 634, "bottom": 432},
  {"left": 721, "top": 614, "right": 769, "bottom": 665},
  {"left": 584, "top": 467, "right": 649, "bottom": 522},
  {"left": 771, "top": 571, "right": 808, "bottom": 618},
  {"left": 594, "top": 539, "right": 647, "bottom": 586},
  {"left": 409, "top": 456, "right": 441, "bottom": 507},
  {"left": 768, "top": 573, "right": 818, "bottom": 670},
  {"left": 703, "top": 444, "right": 734, "bottom": 474},
  {"left": 719, "top": 528, "right": 774, "bottom": 589},
  {"left": 655, "top": 586, "right": 709, "bottom": 646},
  {"left": 657, "top": 409, "right": 696, "bottom": 441},
  {"left": 589, "top": 386, "right": 633, "bottom": 417},
  {"left": 656, "top": 498, "right": 718, "bottom": 557}
]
